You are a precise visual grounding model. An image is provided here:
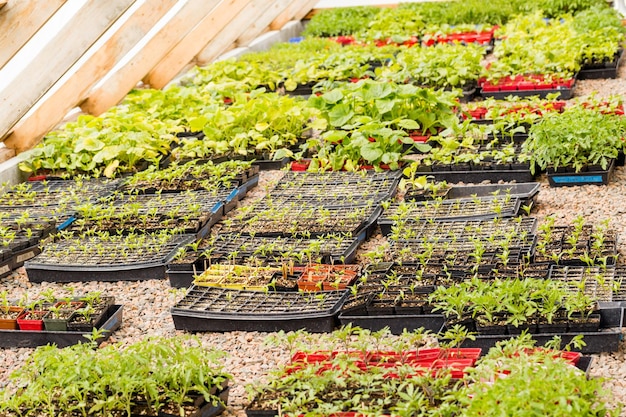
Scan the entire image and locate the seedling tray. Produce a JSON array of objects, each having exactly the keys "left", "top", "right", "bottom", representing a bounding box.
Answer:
[
  {"left": 12, "top": 244, "right": 41, "bottom": 269},
  {"left": 0, "top": 255, "right": 13, "bottom": 279},
  {"left": 383, "top": 215, "right": 537, "bottom": 241},
  {"left": 379, "top": 196, "right": 522, "bottom": 230},
  {"left": 459, "top": 329, "right": 621, "bottom": 354},
  {"left": 26, "top": 234, "right": 195, "bottom": 282},
  {"left": 480, "top": 84, "right": 575, "bottom": 100},
  {"left": 548, "top": 265, "right": 615, "bottom": 302},
  {"left": 458, "top": 307, "right": 622, "bottom": 353},
  {"left": 547, "top": 159, "right": 615, "bottom": 187},
  {"left": 73, "top": 190, "right": 231, "bottom": 237},
  {"left": 0, "top": 178, "right": 121, "bottom": 209},
  {"left": 171, "top": 286, "right": 348, "bottom": 332},
  {"left": 205, "top": 233, "right": 362, "bottom": 265},
  {"left": 578, "top": 49, "right": 623, "bottom": 79},
  {"left": 251, "top": 156, "right": 291, "bottom": 171},
  {"left": 424, "top": 168, "right": 534, "bottom": 183},
  {"left": 217, "top": 202, "right": 382, "bottom": 239},
  {"left": 0, "top": 304, "right": 123, "bottom": 348},
  {"left": 533, "top": 225, "right": 618, "bottom": 266},
  {"left": 121, "top": 160, "right": 259, "bottom": 194},
  {"left": 339, "top": 306, "right": 446, "bottom": 334},
  {"left": 271, "top": 171, "right": 402, "bottom": 206},
  {"left": 445, "top": 183, "right": 540, "bottom": 207}
]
